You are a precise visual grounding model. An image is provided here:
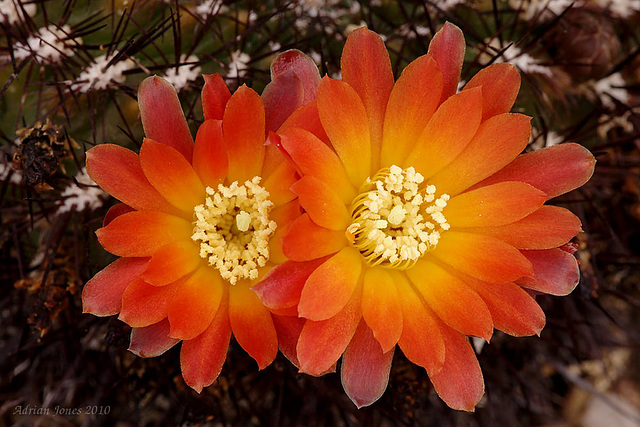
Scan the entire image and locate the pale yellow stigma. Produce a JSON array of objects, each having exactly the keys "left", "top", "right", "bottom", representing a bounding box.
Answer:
[
  {"left": 347, "top": 165, "right": 450, "bottom": 270},
  {"left": 191, "top": 177, "right": 277, "bottom": 285}
]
